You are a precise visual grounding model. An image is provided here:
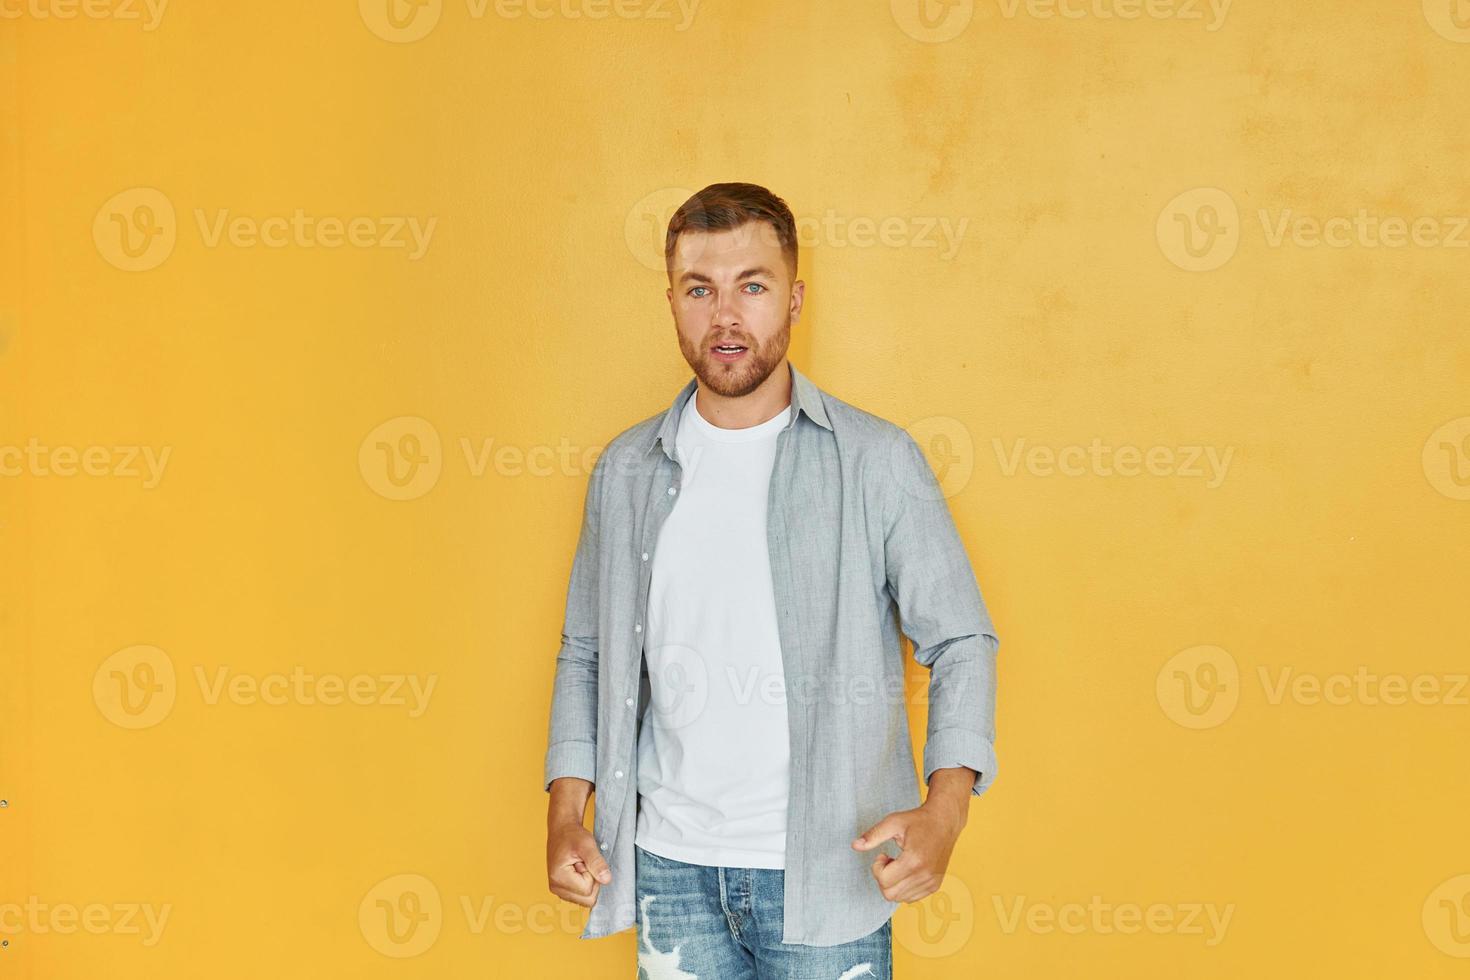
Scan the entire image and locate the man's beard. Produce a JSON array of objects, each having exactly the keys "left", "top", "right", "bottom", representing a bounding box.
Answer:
[{"left": 678, "top": 317, "right": 792, "bottom": 398}]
